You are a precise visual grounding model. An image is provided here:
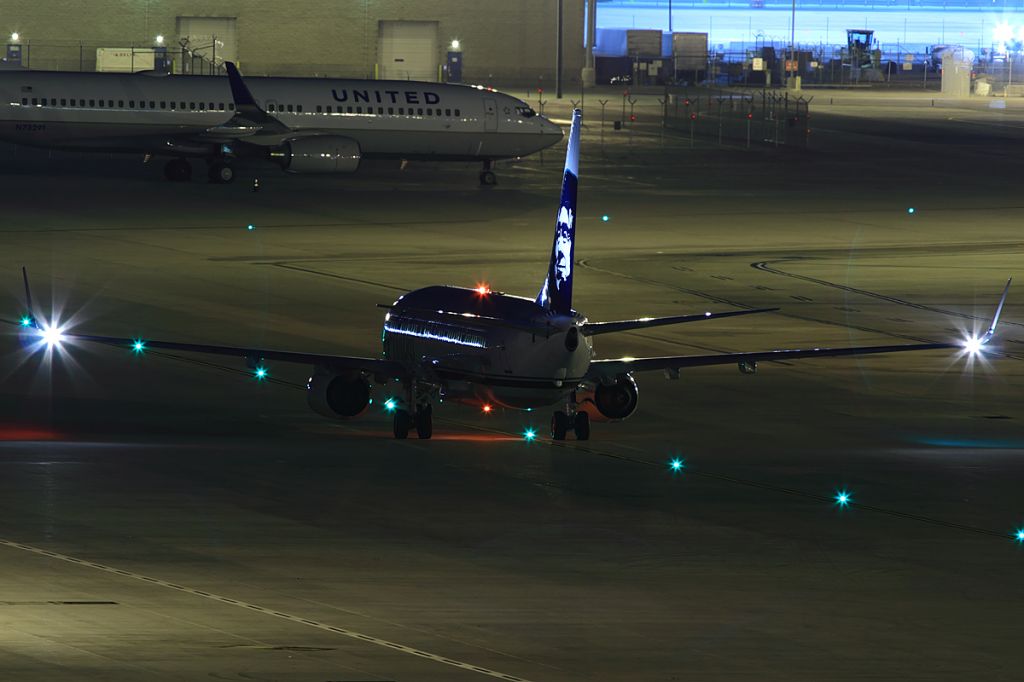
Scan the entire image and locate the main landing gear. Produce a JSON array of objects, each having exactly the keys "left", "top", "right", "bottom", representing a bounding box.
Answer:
[
  {"left": 207, "top": 159, "right": 236, "bottom": 184},
  {"left": 161, "top": 158, "right": 236, "bottom": 183},
  {"left": 479, "top": 159, "right": 497, "bottom": 186},
  {"left": 392, "top": 383, "right": 433, "bottom": 439},
  {"left": 551, "top": 407, "right": 590, "bottom": 441},
  {"left": 163, "top": 158, "right": 192, "bottom": 182}
]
